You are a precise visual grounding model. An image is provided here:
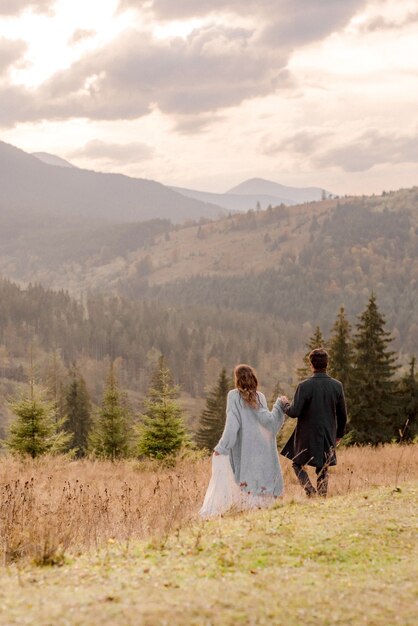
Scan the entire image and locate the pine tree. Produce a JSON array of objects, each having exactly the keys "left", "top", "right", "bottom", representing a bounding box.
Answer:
[
  {"left": 89, "top": 363, "right": 131, "bottom": 460},
  {"left": 5, "top": 377, "right": 71, "bottom": 458},
  {"left": 45, "top": 350, "right": 67, "bottom": 424},
  {"left": 195, "top": 367, "right": 232, "bottom": 450},
  {"left": 64, "top": 364, "right": 92, "bottom": 457},
  {"left": 328, "top": 306, "right": 354, "bottom": 406},
  {"left": 395, "top": 357, "right": 418, "bottom": 442},
  {"left": 138, "top": 356, "right": 188, "bottom": 459},
  {"left": 349, "top": 294, "right": 398, "bottom": 444},
  {"left": 297, "top": 326, "right": 326, "bottom": 380}
]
